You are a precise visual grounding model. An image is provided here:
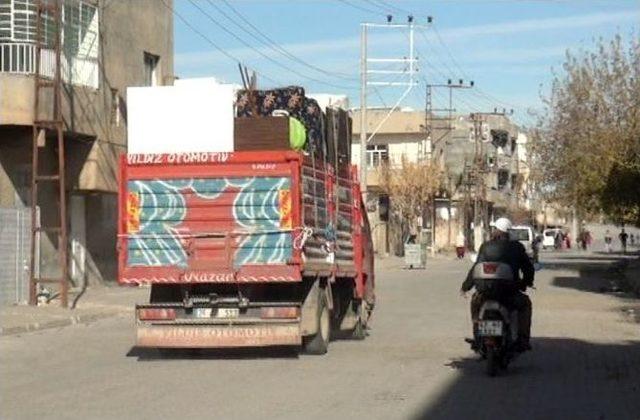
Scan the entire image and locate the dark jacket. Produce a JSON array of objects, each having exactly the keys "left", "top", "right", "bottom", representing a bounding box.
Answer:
[{"left": 461, "top": 238, "right": 535, "bottom": 292}]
